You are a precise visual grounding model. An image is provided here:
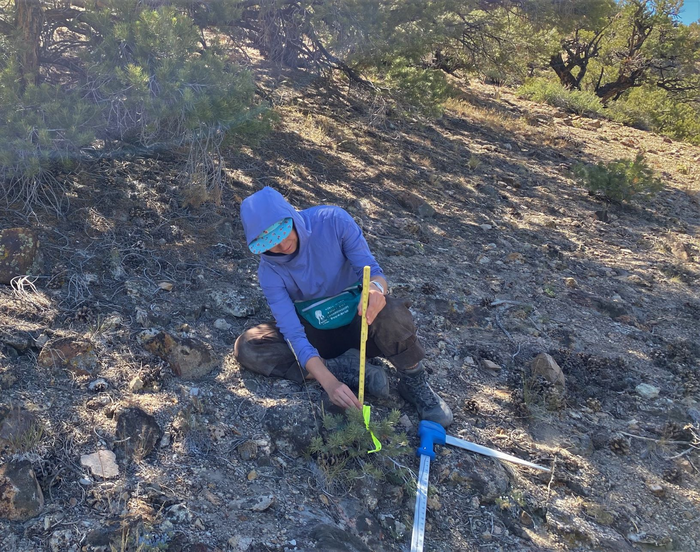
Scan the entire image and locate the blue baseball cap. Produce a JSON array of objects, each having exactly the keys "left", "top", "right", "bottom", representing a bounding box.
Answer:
[{"left": 248, "top": 217, "right": 293, "bottom": 254}]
